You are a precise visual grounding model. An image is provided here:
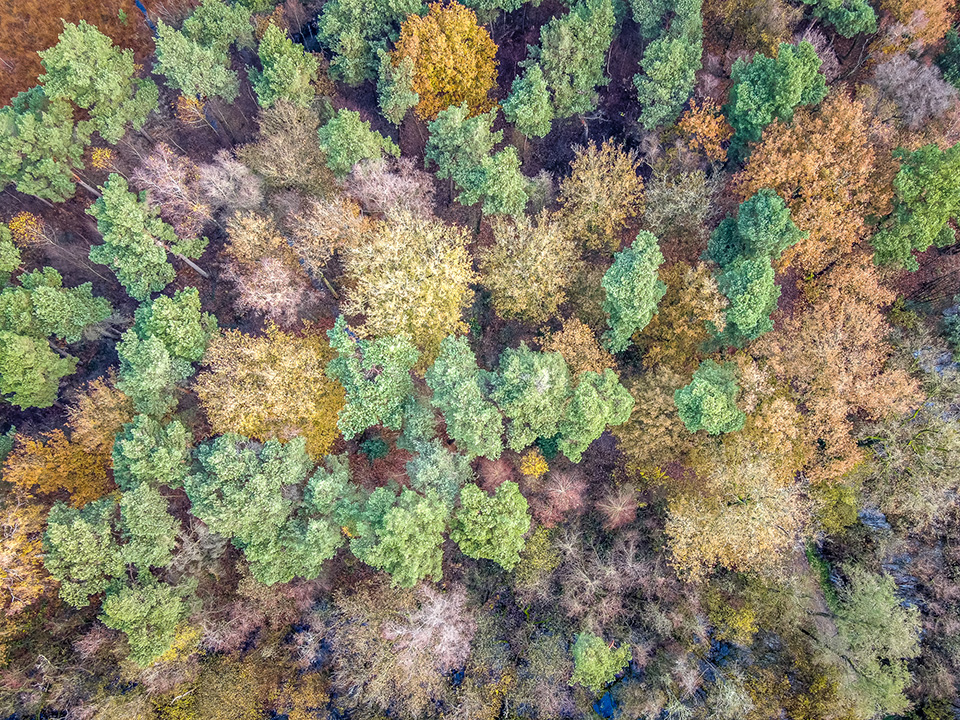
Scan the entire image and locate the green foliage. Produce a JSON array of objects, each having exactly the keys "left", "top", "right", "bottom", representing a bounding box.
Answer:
[
  {"left": 0, "top": 330, "right": 77, "bottom": 409},
  {"left": 674, "top": 359, "right": 745, "bottom": 435},
  {"left": 115, "top": 331, "right": 187, "bottom": 417},
  {"left": 112, "top": 414, "right": 191, "bottom": 491},
  {"left": 317, "top": 109, "right": 400, "bottom": 177},
  {"left": 936, "top": 28, "right": 960, "bottom": 88},
  {"left": 87, "top": 174, "right": 180, "bottom": 301},
  {"left": 406, "top": 439, "right": 475, "bottom": 507},
  {"left": 100, "top": 578, "right": 188, "bottom": 666},
  {"left": 530, "top": 0, "right": 616, "bottom": 118},
  {"left": 318, "top": 0, "right": 425, "bottom": 86},
  {"left": 569, "top": 632, "right": 631, "bottom": 693},
  {"left": 557, "top": 369, "right": 634, "bottom": 462},
  {"left": 132, "top": 288, "right": 217, "bottom": 365},
  {"left": 451, "top": 481, "right": 530, "bottom": 569},
  {"left": 425, "top": 335, "right": 504, "bottom": 460},
  {"left": 182, "top": 0, "right": 254, "bottom": 52},
  {"left": 503, "top": 64, "right": 554, "bottom": 138},
  {"left": 0, "top": 226, "right": 21, "bottom": 284},
  {"left": 0, "top": 267, "right": 112, "bottom": 343},
  {"left": 43, "top": 498, "right": 124, "bottom": 608},
  {"left": 359, "top": 436, "right": 390, "bottom": 461},
  {"left": 251, "top": 24, "right": 319, "bottom": 109},
  {"left": 0, "top": 87, "right": 88, "bottom": 201},
  {"left": 833, "top": 566, "right": 921, "bottom": 717},
  {"left": 304, "top": 453, "right": 366, "bottom": 530},
  {"left": 872, "top": 143, "right": 960, "bottom": 271},
  {"left": 119, "top": 483, "right": 178, "bottom": 571},
  {"left": 350, "top": 486, "right": 449, "bottom": 587},
  {"left": 716, "top": 256, "right": 779, "bottom": 345},
  {"left": 377, "top": 50, "right": 419, "bottom": 125},
  {"left": 397, "top": 395, "right": 438, "bottom": 451},
  {"left": 724, "top": 41, "right": 827, "bottom": 159},
  {"left": 491, "top": 344, "right": 572, "bottom": 452},
  {"left": 38, "top": 20, "right": 158, "bottom": 144},
  {"left": 803, "top": 0, "right": 876, "bottom": 38},
  {"left": 326, "top": 316, "right": 420, "bottom": 439},
  {"left": 425, "top": 103, "right": 530, "bottom": 216},
  {"left": 707, "top": 189, "right": 806, "bottom": 267},
  {"left": 602, "top": 231, "right": 667, "bottom": 353}
]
